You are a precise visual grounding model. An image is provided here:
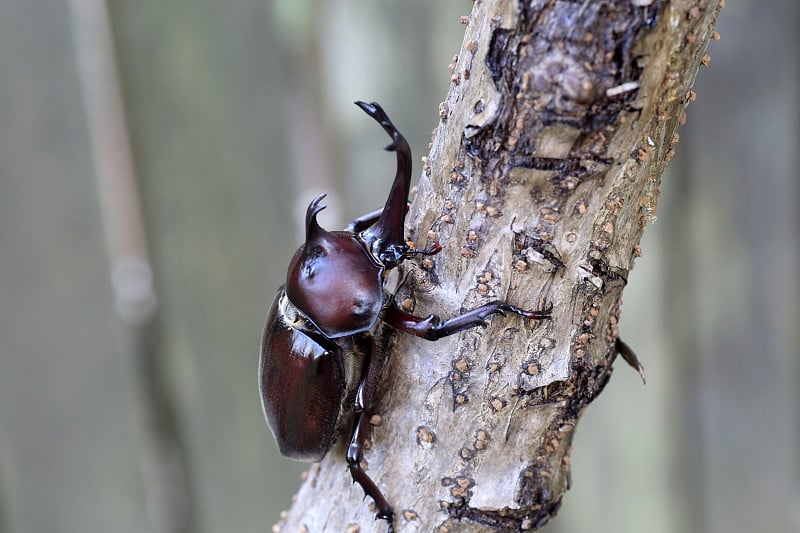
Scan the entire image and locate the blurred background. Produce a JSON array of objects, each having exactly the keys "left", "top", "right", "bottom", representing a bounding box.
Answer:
[{"left": 0, "top": 1, "right": 796, "bottom": 532}]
